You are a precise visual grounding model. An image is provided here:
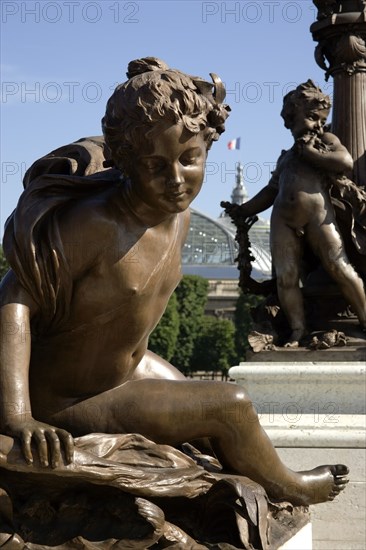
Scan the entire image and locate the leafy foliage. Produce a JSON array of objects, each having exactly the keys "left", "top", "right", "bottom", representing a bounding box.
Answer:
[
  {"left": 191, "top": 316, "right": 236, "bottom": 373},
  {"left": 171, "top": 275, "right": 209, "bottom": 372},
  {"left": 234, "top": 291, "right": 265, "bottom": 360},
  {"left": 149, "top": 277, "right": 266, "bottom": 372},
  {"left": 149, "top": 292, "right": 180, "bottom": 362}
]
